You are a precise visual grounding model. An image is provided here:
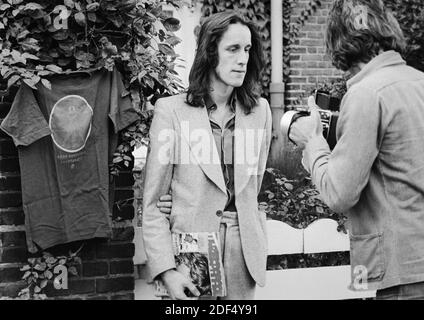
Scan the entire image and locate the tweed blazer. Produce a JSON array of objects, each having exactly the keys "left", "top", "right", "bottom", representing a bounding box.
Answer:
[{"left": 142, "top": 93, "right": 272, "bottom": 287}]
